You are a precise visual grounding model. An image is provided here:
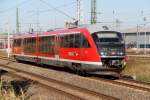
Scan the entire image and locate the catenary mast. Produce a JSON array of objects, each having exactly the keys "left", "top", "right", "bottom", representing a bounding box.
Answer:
[
  {"left": 91, "top": 0, "right": 97, "bottom": 24},
  {"left": 77, "top": 0, "right": 84, "bottom": 25}
]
